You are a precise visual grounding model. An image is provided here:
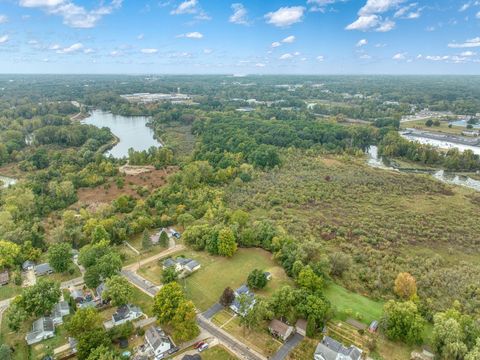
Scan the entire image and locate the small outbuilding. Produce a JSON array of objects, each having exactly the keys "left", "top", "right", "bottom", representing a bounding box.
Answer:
[
  {"left": 34, "top": 263, "right": 53, "bottom": 277},
  {"left": 268, "top": 319, "right": 295, "bottom": 341},
  {"left": 0, "top": 270, "right": 9, "bottom": 286}
]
